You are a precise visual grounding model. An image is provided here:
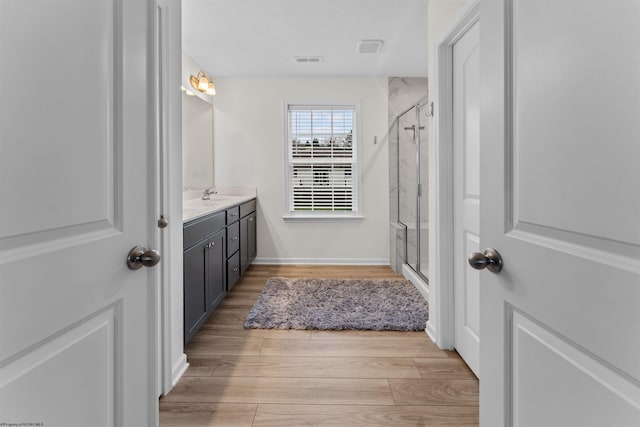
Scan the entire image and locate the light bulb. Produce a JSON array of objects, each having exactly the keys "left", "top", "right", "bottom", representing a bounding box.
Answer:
[
  {"left": 197, "top": 75, "right": 209, "bottom": 91},
  {"left": 205, "top": 81, "right": 216, "bottom": 96}
]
